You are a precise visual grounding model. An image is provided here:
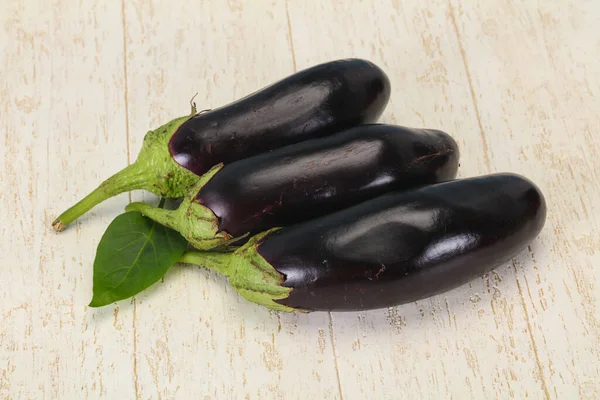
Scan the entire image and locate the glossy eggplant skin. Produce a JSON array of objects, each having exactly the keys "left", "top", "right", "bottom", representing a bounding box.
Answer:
[
  {"left": 196, "top": 124, "right": 459, "bottom": 237},
  {"left": 169, "top": 59, "right": 391, "bottom": 176},
  {"left": 255, "top": 174, "right": 546, "bottom": 312}
]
